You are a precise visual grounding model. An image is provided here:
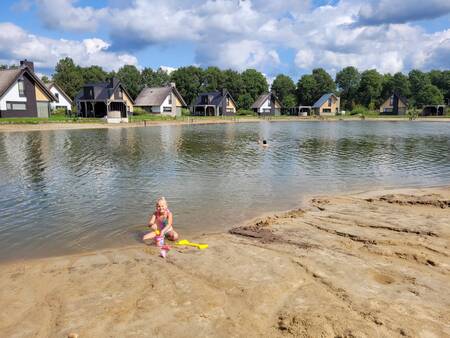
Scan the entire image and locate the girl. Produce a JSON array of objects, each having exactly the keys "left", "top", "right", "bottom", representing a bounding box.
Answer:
[{"left": 143, "top": 197, "right": 179, "bottom": 242}]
